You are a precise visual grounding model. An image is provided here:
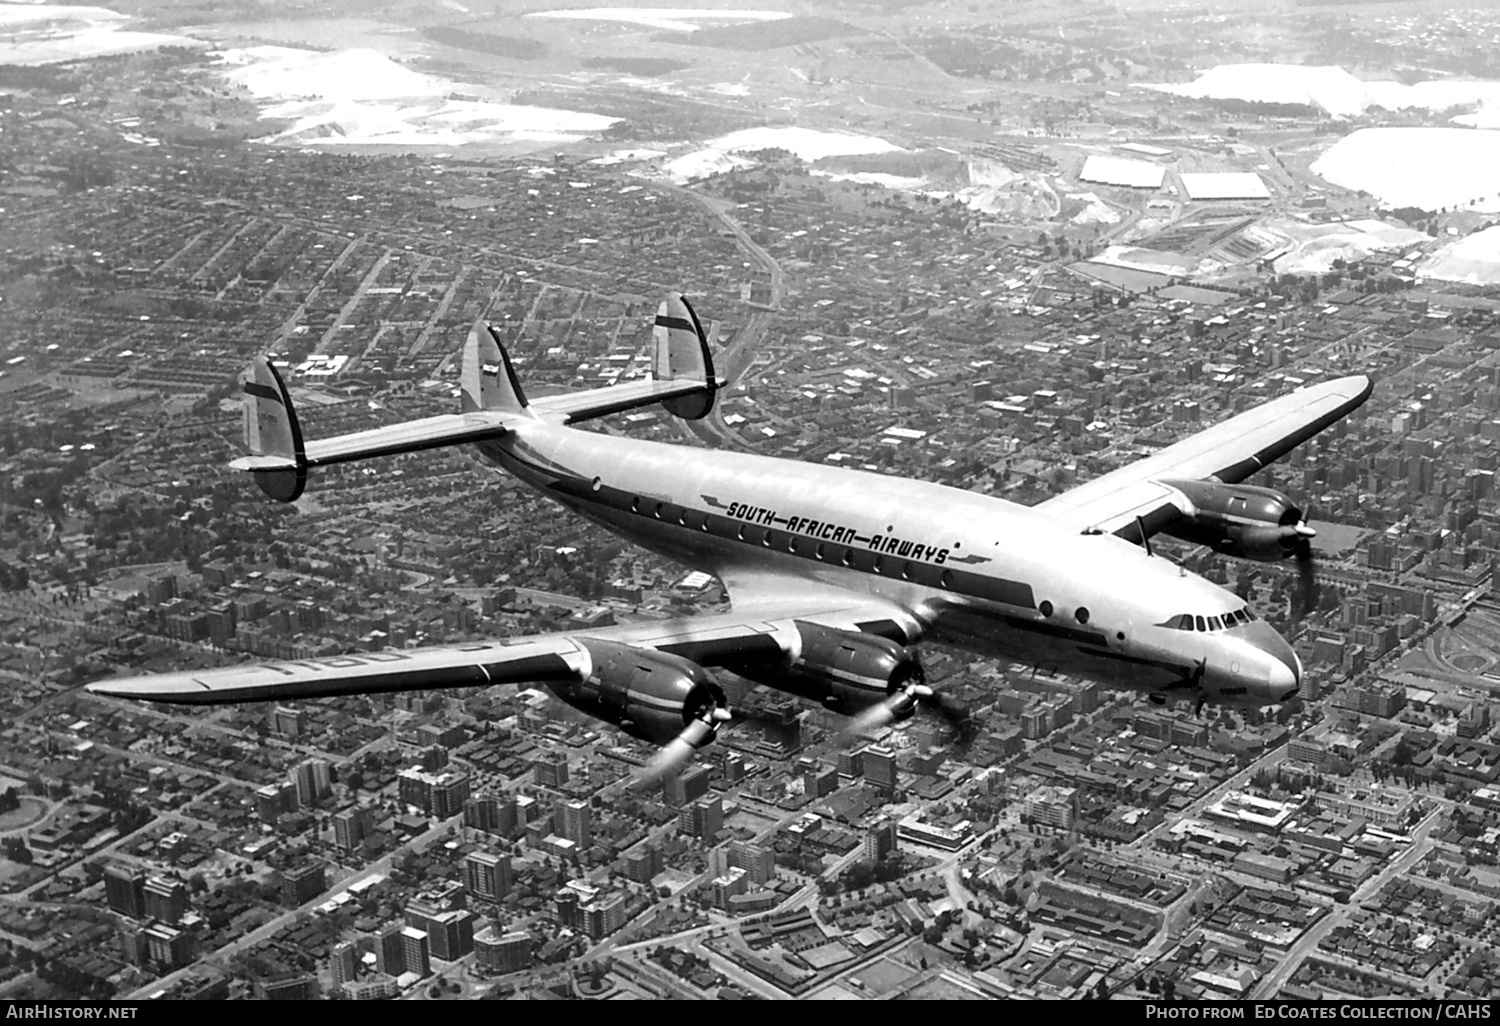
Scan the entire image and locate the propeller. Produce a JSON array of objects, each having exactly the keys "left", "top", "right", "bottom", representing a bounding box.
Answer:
[
  {"left": 634, "top": 705, "right": 732, "bottom": 790},
  {"left": 1284, "top": 509, "right": 1318, "bottom": 620},
  {"left": 834, "top": 677, "right": 935, "bottom": 747}
]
